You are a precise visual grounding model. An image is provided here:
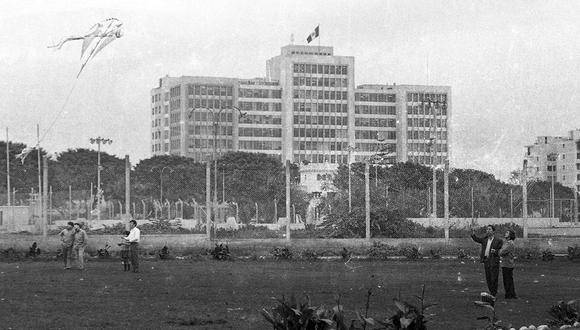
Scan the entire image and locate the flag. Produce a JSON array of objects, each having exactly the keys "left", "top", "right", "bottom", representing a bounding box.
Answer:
[{"left": 307, "top": 25, "right": 319, "bottom": 43}]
